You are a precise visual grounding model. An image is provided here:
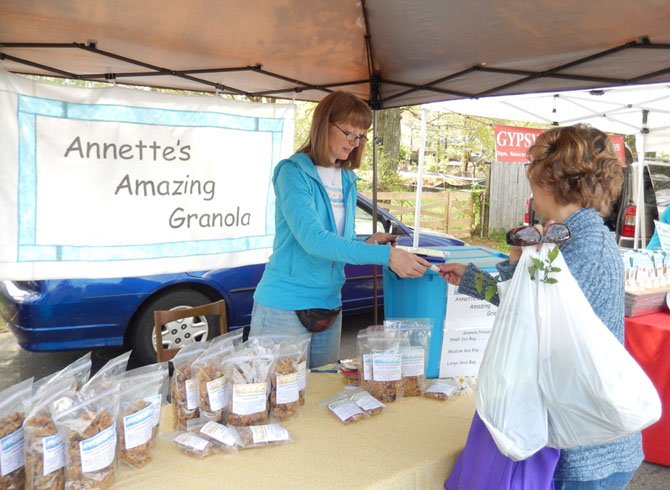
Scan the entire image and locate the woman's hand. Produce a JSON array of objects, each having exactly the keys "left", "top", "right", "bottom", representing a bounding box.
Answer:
[
  {"left": 435, "top": 263, "right": 467, "bottom": 286},
  {"left": 365, "top": 232, "right": 398, "bottom": 245},
  {"left": 389, "top": 248, "right": 431, "bottom": 278}
]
